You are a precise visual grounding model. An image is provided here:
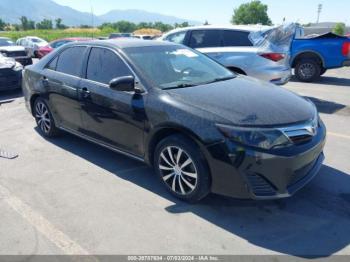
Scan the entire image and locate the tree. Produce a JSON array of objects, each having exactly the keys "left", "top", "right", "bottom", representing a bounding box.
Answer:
[
  {"left": 332, "top": 22, "right": 346, "bottom": 36},
  {"left": 0, "top": 18, "right": 7, "bottom": 31},
  {"left": 231, "top": 0, "right": 272, "bottom": 25},
  {"left": 36, "top": 19, "right": 53, "bottom": 30},
  {"left": 55, "top": 18, "right": 68, "bottom": 29},
  {"left": 174, "top": 22, "right": 190, "bottom": 28},
  {"left": 114, "top": 21, "right": 137, "bottom": 32}
]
